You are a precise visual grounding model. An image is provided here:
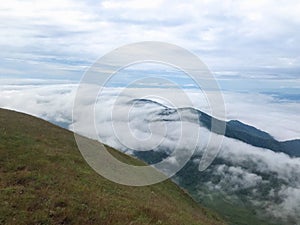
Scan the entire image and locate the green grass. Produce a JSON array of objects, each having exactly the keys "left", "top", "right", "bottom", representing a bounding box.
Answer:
[{"left": 0, "top": 108, "right": 226, "bottom": 225}]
